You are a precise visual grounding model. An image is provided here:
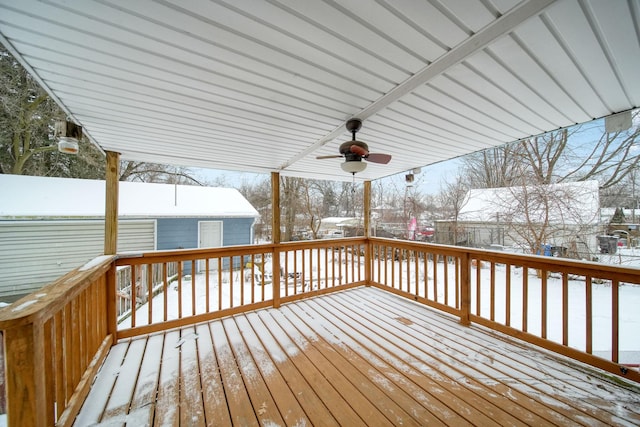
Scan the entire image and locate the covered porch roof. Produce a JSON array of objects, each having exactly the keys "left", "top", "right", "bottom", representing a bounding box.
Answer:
[{"left": 1, "top": 0, "right": 639, "bottom": 182}]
